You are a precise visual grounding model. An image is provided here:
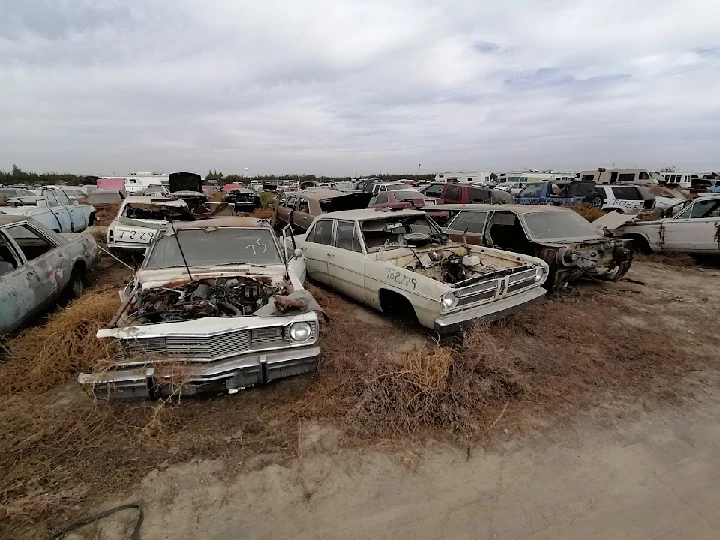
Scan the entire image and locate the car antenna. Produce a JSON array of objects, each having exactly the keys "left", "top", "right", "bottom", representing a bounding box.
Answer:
[{"left": 167, "top": 216, "right": 194, "bottom": 282}]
